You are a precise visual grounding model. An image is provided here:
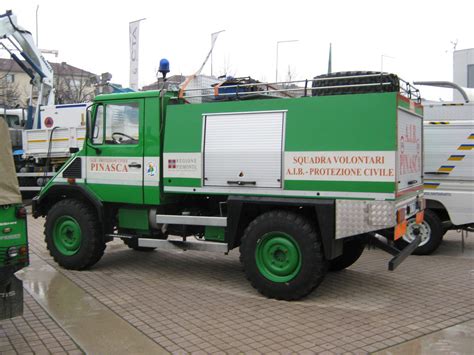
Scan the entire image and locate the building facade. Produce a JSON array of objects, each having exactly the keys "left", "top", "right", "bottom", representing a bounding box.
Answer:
[
  {"left": 0, "top": 58, "right": 96, "bottom": 108},
  {"left": 453, "top": 48, "right": 474, "bottom": 101}
]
